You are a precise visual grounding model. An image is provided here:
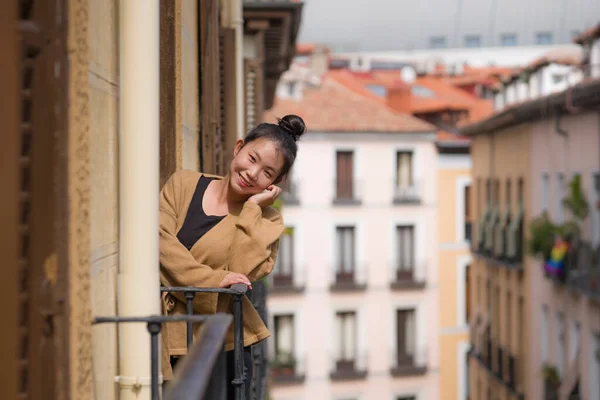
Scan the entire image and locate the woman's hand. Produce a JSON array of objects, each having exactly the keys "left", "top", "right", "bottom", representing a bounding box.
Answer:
[
  {"left": 219, "top": 272, "right": 252, "bottom": 289},
  {"left": 248, "top": 185, "right": 282, "bottom": 208}
]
